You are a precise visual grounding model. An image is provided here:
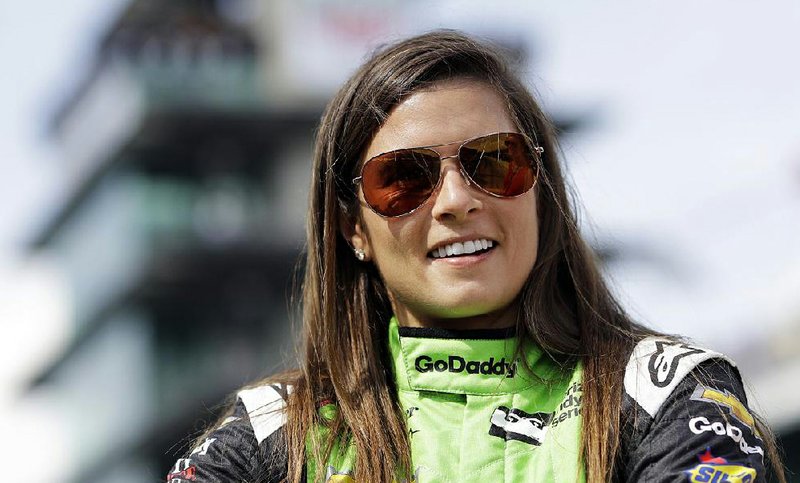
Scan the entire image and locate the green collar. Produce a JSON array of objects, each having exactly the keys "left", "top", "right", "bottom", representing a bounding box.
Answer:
[{"left": 388, "top": 316, "right": 556, "bottom": 395}]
